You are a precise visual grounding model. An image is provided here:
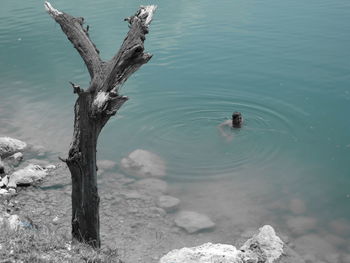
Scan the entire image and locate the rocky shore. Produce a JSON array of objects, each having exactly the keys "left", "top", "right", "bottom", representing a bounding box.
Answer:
[{"left": 1, "top": 136, "right": 348, "bottom": 263}]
